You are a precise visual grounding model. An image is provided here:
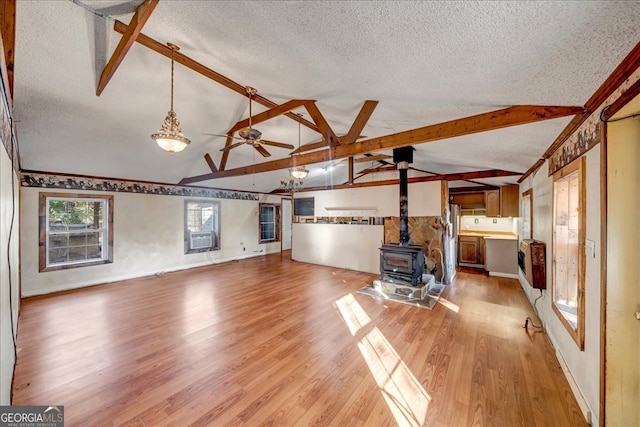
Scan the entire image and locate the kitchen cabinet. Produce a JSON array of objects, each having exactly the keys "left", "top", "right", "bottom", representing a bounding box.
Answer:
[
  {"left": 459, "top": 236, "right": 482, "bottom": 265},
  {"left": 485, "top": 185, "right": 519, "bottom": 217},
  {"left": 500, "top": 185, "right": 519, "bottom": 217},
  {"left": 485, "top": 190, "right": 500, "bottom": 217}
]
